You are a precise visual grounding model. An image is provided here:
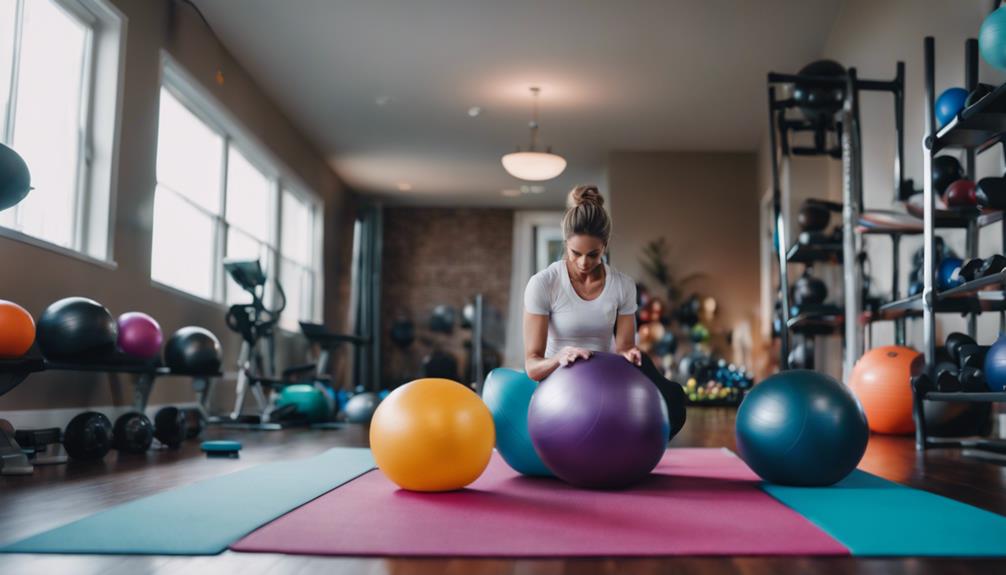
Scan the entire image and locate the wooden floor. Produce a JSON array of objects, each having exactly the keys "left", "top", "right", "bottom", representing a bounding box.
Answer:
[{"left": 1, "top": 407, "right": 1005, "bottom": 574}]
